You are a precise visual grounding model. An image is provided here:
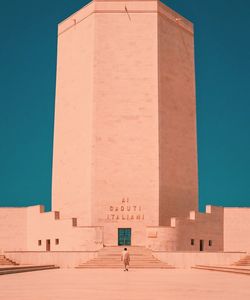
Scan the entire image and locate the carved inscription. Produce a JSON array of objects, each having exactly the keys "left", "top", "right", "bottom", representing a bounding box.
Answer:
[{"left": 106, "top": 198, "right": 144, "bottom": 221}]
